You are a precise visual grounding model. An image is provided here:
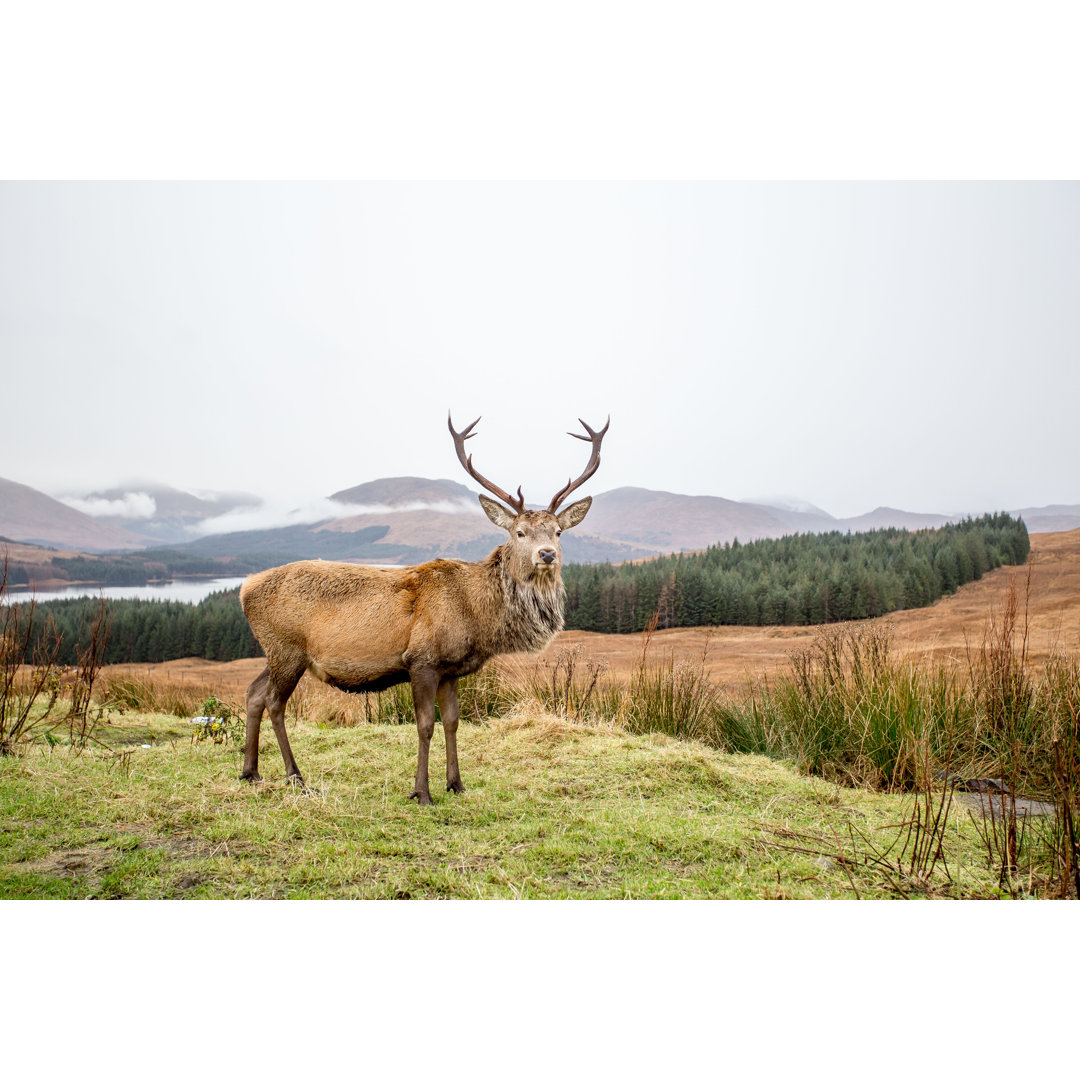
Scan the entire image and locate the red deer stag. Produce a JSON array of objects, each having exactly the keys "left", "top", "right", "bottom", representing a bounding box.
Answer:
[{"left": 238, "top": 413, "right": 609, "bottom": 804}]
